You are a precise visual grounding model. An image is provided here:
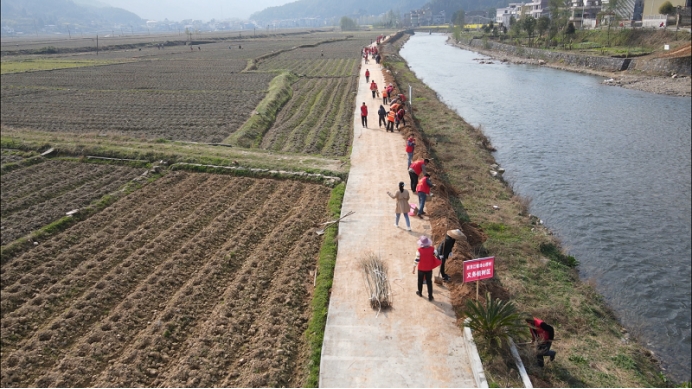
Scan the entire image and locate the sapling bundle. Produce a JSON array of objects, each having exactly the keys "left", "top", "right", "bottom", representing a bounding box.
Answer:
[{"left": 360, "top": 253, "right": 392, "bottom": 313}]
